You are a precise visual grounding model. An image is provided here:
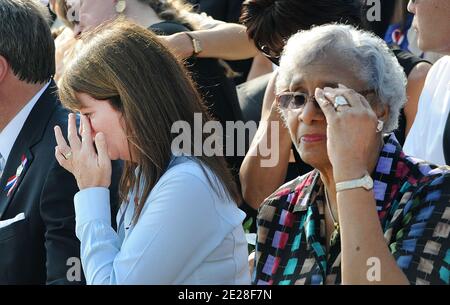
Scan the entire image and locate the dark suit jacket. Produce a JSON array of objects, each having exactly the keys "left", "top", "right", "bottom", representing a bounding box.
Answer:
[{"left": 0, "top": 82, "right": 121, "bottom": 284}]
